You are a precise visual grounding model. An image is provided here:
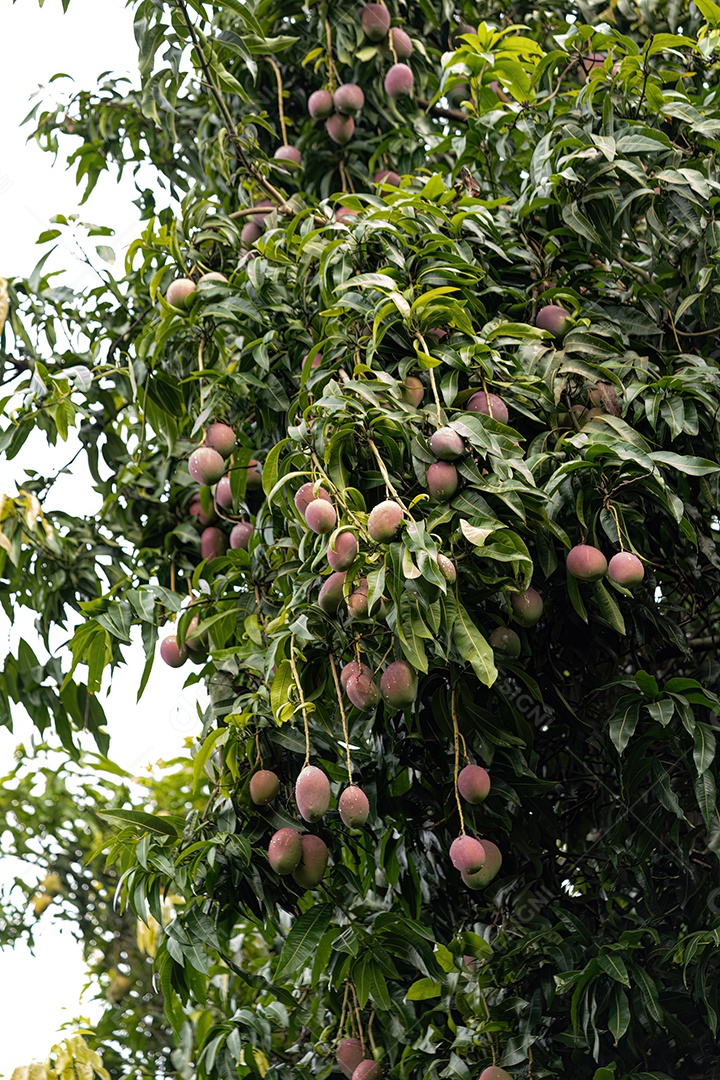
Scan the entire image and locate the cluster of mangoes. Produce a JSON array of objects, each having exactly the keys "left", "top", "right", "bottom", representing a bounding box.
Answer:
[{"left": 250, "top": 764, "right": 369, "bottom": 889}]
